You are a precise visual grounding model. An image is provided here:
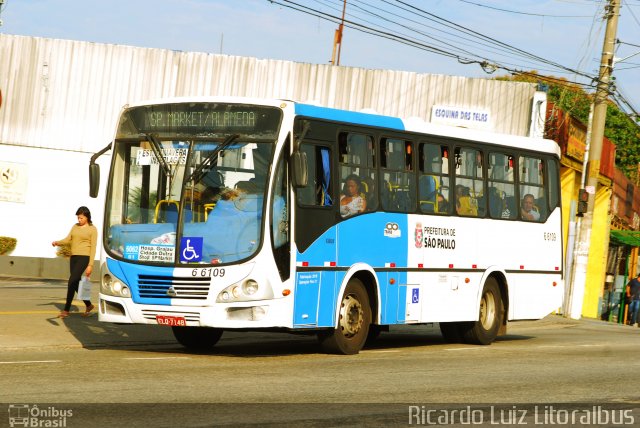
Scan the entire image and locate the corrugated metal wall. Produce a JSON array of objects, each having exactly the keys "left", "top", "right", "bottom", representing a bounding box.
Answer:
[{"left": 0, "top": 34, "right": 537, "bottom": 153}]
